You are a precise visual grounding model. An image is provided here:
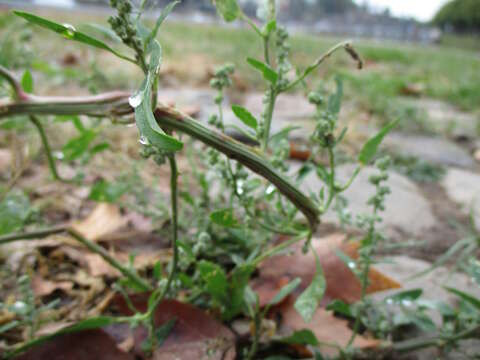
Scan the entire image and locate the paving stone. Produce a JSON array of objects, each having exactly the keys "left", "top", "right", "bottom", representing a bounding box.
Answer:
[
  {"left": 441, "top": 168, "right": 480, "bottom": 231},
  {"left": 385, "top": 133, "right": 474, "bottom": 168},
  {"left": 290, "top": 163, "right": 438, "bottom": 239}
]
